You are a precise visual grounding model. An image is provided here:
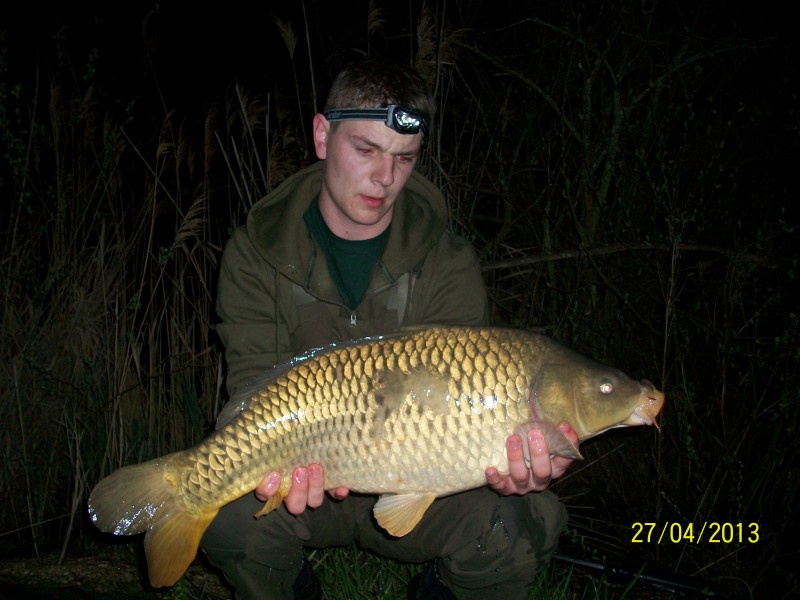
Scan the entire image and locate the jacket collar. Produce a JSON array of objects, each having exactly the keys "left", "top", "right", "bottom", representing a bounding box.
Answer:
[{"left": 246, "top": 161, "right": 447, "bottom": 287}]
